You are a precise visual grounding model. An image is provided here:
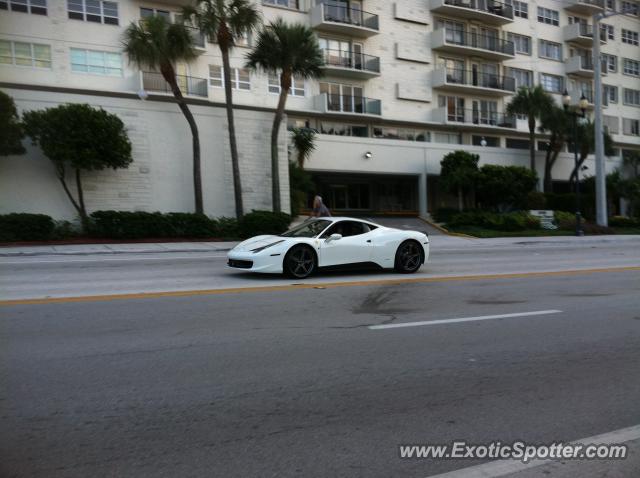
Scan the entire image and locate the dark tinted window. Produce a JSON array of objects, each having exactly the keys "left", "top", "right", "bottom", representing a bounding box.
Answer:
[{"left": 323, "top": 221, "right": 373, "bottom": 238}]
